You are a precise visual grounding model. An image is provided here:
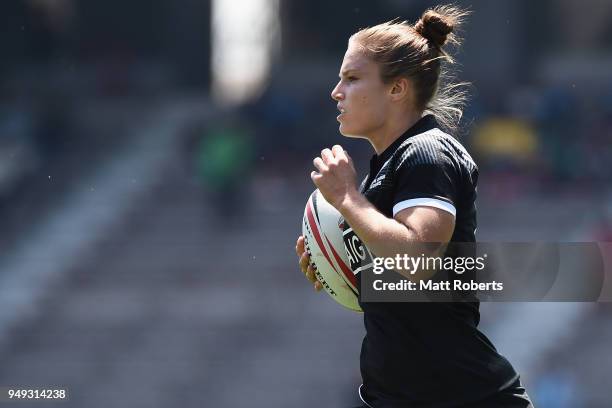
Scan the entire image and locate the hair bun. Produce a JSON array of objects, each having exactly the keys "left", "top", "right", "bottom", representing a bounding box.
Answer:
[{"left": 414, "top": 6, "right": 460, "bottom": 48}]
